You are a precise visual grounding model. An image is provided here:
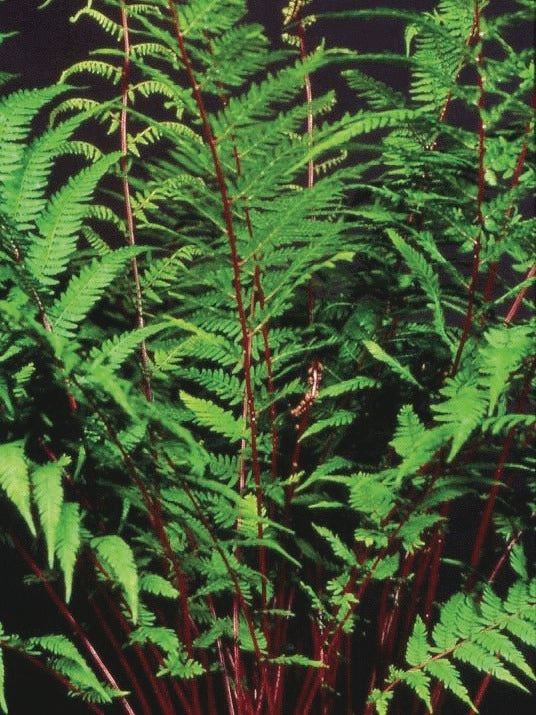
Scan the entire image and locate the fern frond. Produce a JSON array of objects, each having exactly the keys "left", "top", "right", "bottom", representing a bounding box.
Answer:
[
  {"left": 91, "top": 535, "right": 139, "bottom": 624},
  {"left": 432, "top": 370, "right": 488, "bottom": 461},
  {"left": 0, "top": 85, "right": 66, "bottom": 187},
  {"left": 49, "top": 247, "right": 141, "bottom": 338},
  {"left": 181, "top": 392, "right": 244, "bottom": 442},
  {"left": 478, "top": 325, "right": 534, "bottom": 414},
  {"left": 0, "top": 441, "right": 35, "bottom": 535},
  {"left": 363, "top": 339, "right": 422, "bottom": 388},
  {"left": 32, "top": 457, "right": 68, "bottom": 568},
  {"left": 27, "top": 152, "right": 121, "bottom": 287},
  {"left": 387, "top": 228, "right": 451, "bottom": 348},
  {"left": 29, "top": 634, "right": 112, "bottom": 703},
  {"left": 55, "top": 502, "right": 81, "bottom": 603}
]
